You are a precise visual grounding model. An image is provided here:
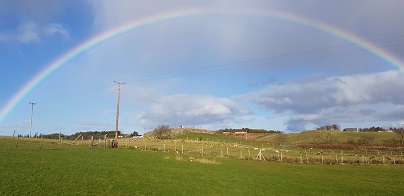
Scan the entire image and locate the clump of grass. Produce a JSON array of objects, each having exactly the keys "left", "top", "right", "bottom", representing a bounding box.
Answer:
[
  {"left": 163, "top": 155, "right": 183, "bottom": 161},
  {"left": 189, "top": 156, "right": 221, "bottom": 164}
]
